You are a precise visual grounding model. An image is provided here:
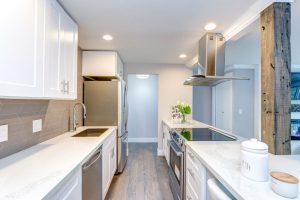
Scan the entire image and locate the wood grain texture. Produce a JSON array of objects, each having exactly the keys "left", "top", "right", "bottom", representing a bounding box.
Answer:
[
  {"left": 261, "top": 2, "right": 291, "bottom": 155},
  {"left": 105, "top": 143, "right": 174, "bottom": 200}
]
